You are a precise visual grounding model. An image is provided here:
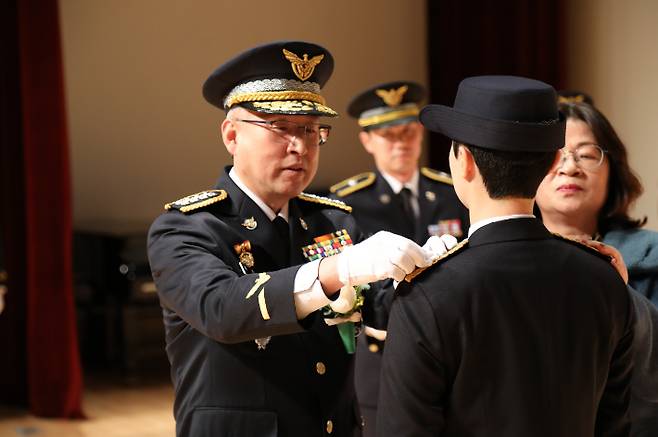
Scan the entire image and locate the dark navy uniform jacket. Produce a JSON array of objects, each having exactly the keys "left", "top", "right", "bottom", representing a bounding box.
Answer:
[
  {"left": 330, "top": 167, "right": 468, "bottom": 437},
  {"left": 148, "top": 168, "right": 387, "bottom": 437},
  {"left": 330, "top": 168, "right": 469, "bottom": 243},
  {"left": 378, "top": 218, "right": 635, "bottom": 437}
]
